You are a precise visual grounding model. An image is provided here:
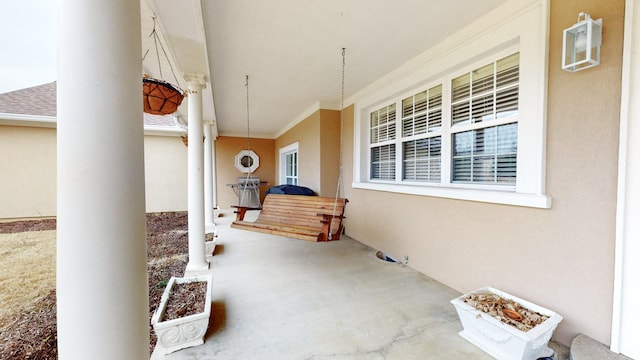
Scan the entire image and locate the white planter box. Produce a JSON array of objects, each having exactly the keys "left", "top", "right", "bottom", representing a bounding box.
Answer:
[
  {"left": 152, "top": 274, "right": 213, "bottom": 354},
  {"left": 451, "top": 286, "right": 562, "bottom": 360}
]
